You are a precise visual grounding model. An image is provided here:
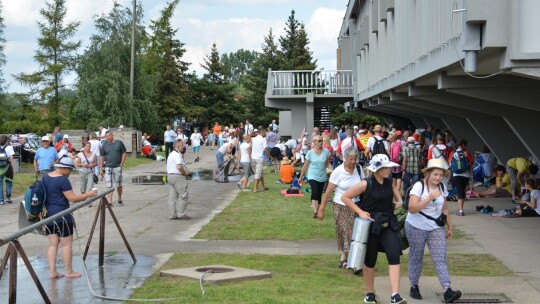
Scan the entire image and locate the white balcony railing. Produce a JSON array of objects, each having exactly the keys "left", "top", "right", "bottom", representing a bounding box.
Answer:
[{"left": 268, "top": 70, "right": 353, "bottom": 96}]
